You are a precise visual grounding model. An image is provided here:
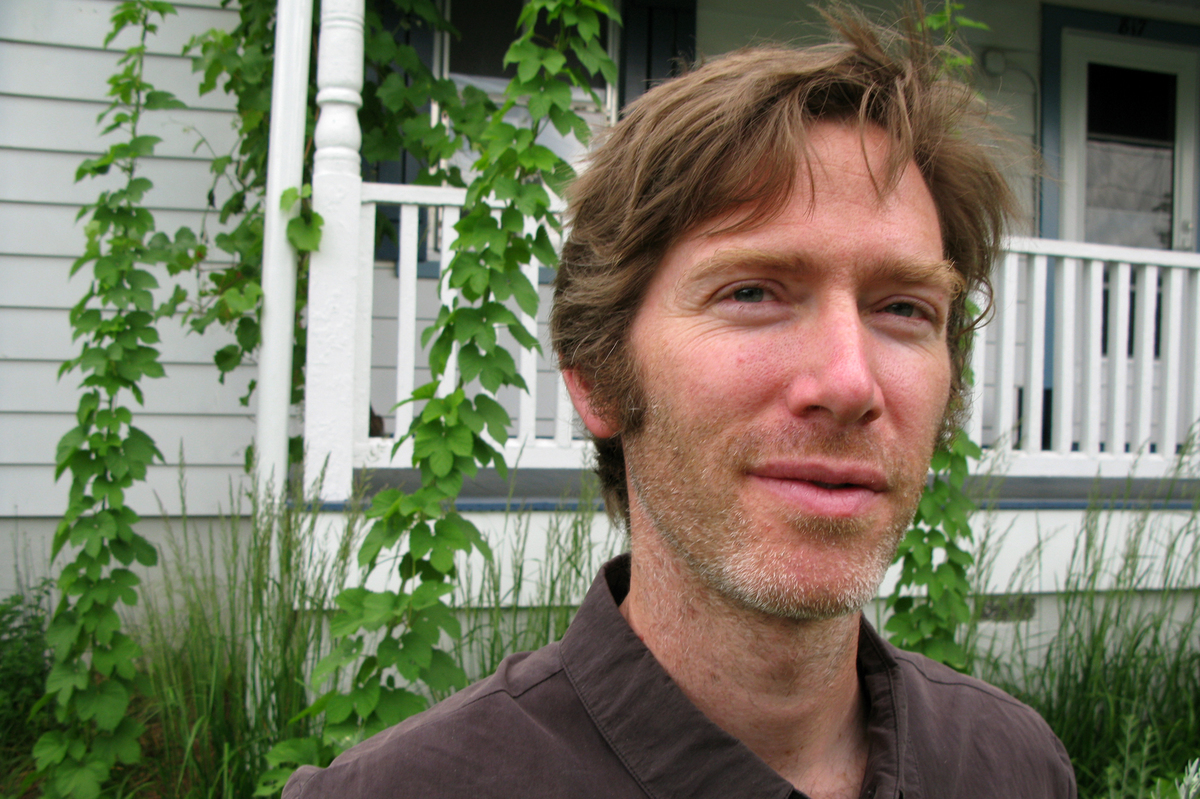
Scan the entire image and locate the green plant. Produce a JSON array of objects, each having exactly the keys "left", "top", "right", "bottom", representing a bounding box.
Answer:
[
  {"left": 885, "top": 429, "right": 980, "bottom": 668},
  {"left": 881, "top": 3, "right": 990, "bottom": 671},
  {"left": 38, "top": 2, "right": 208, "bottom": 796},
  {"left": 973, "top": 462, "right": 1200, "bottom": 798},
  {"left": 1156, "top": 758, "right": 1200, "bottom": 799},
  {"left": 0, "top": 578, "right": 54, "bottom": 797},
  {"left": 124, "top": 475, "right": 360, "bottom": 799},
  {"left": 185, "top": 0, "right": 320, "bottom": 423},
  {"left": 449, "top": 479, "right": 620, "bottom": 688}
]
